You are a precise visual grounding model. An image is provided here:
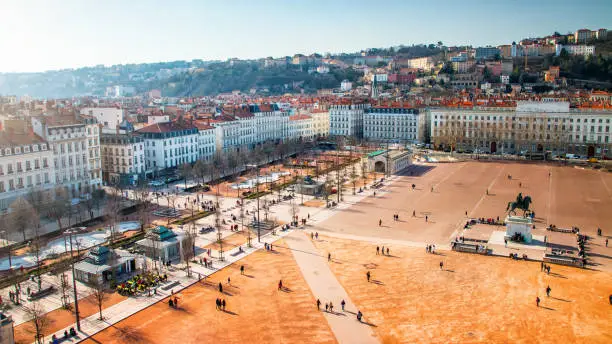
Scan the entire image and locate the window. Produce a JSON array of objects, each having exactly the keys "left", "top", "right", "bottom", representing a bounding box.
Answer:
[
  {"left": 16, "top": 162, "right": 22, "bottom": 172},
  {"left": 34, "top": 159, "right": 40, "bottom": 169},
  {"left": 26, "top": 161, "right": 31, "bottom": 170}
]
